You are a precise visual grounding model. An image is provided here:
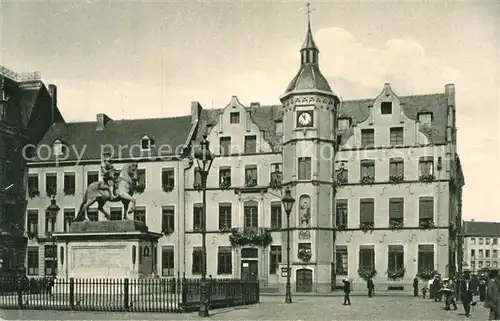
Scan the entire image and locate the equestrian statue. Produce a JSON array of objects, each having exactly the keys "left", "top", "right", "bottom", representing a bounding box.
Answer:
[{"left": 75, "top": 151, "right": 139, "bottom": 221}]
